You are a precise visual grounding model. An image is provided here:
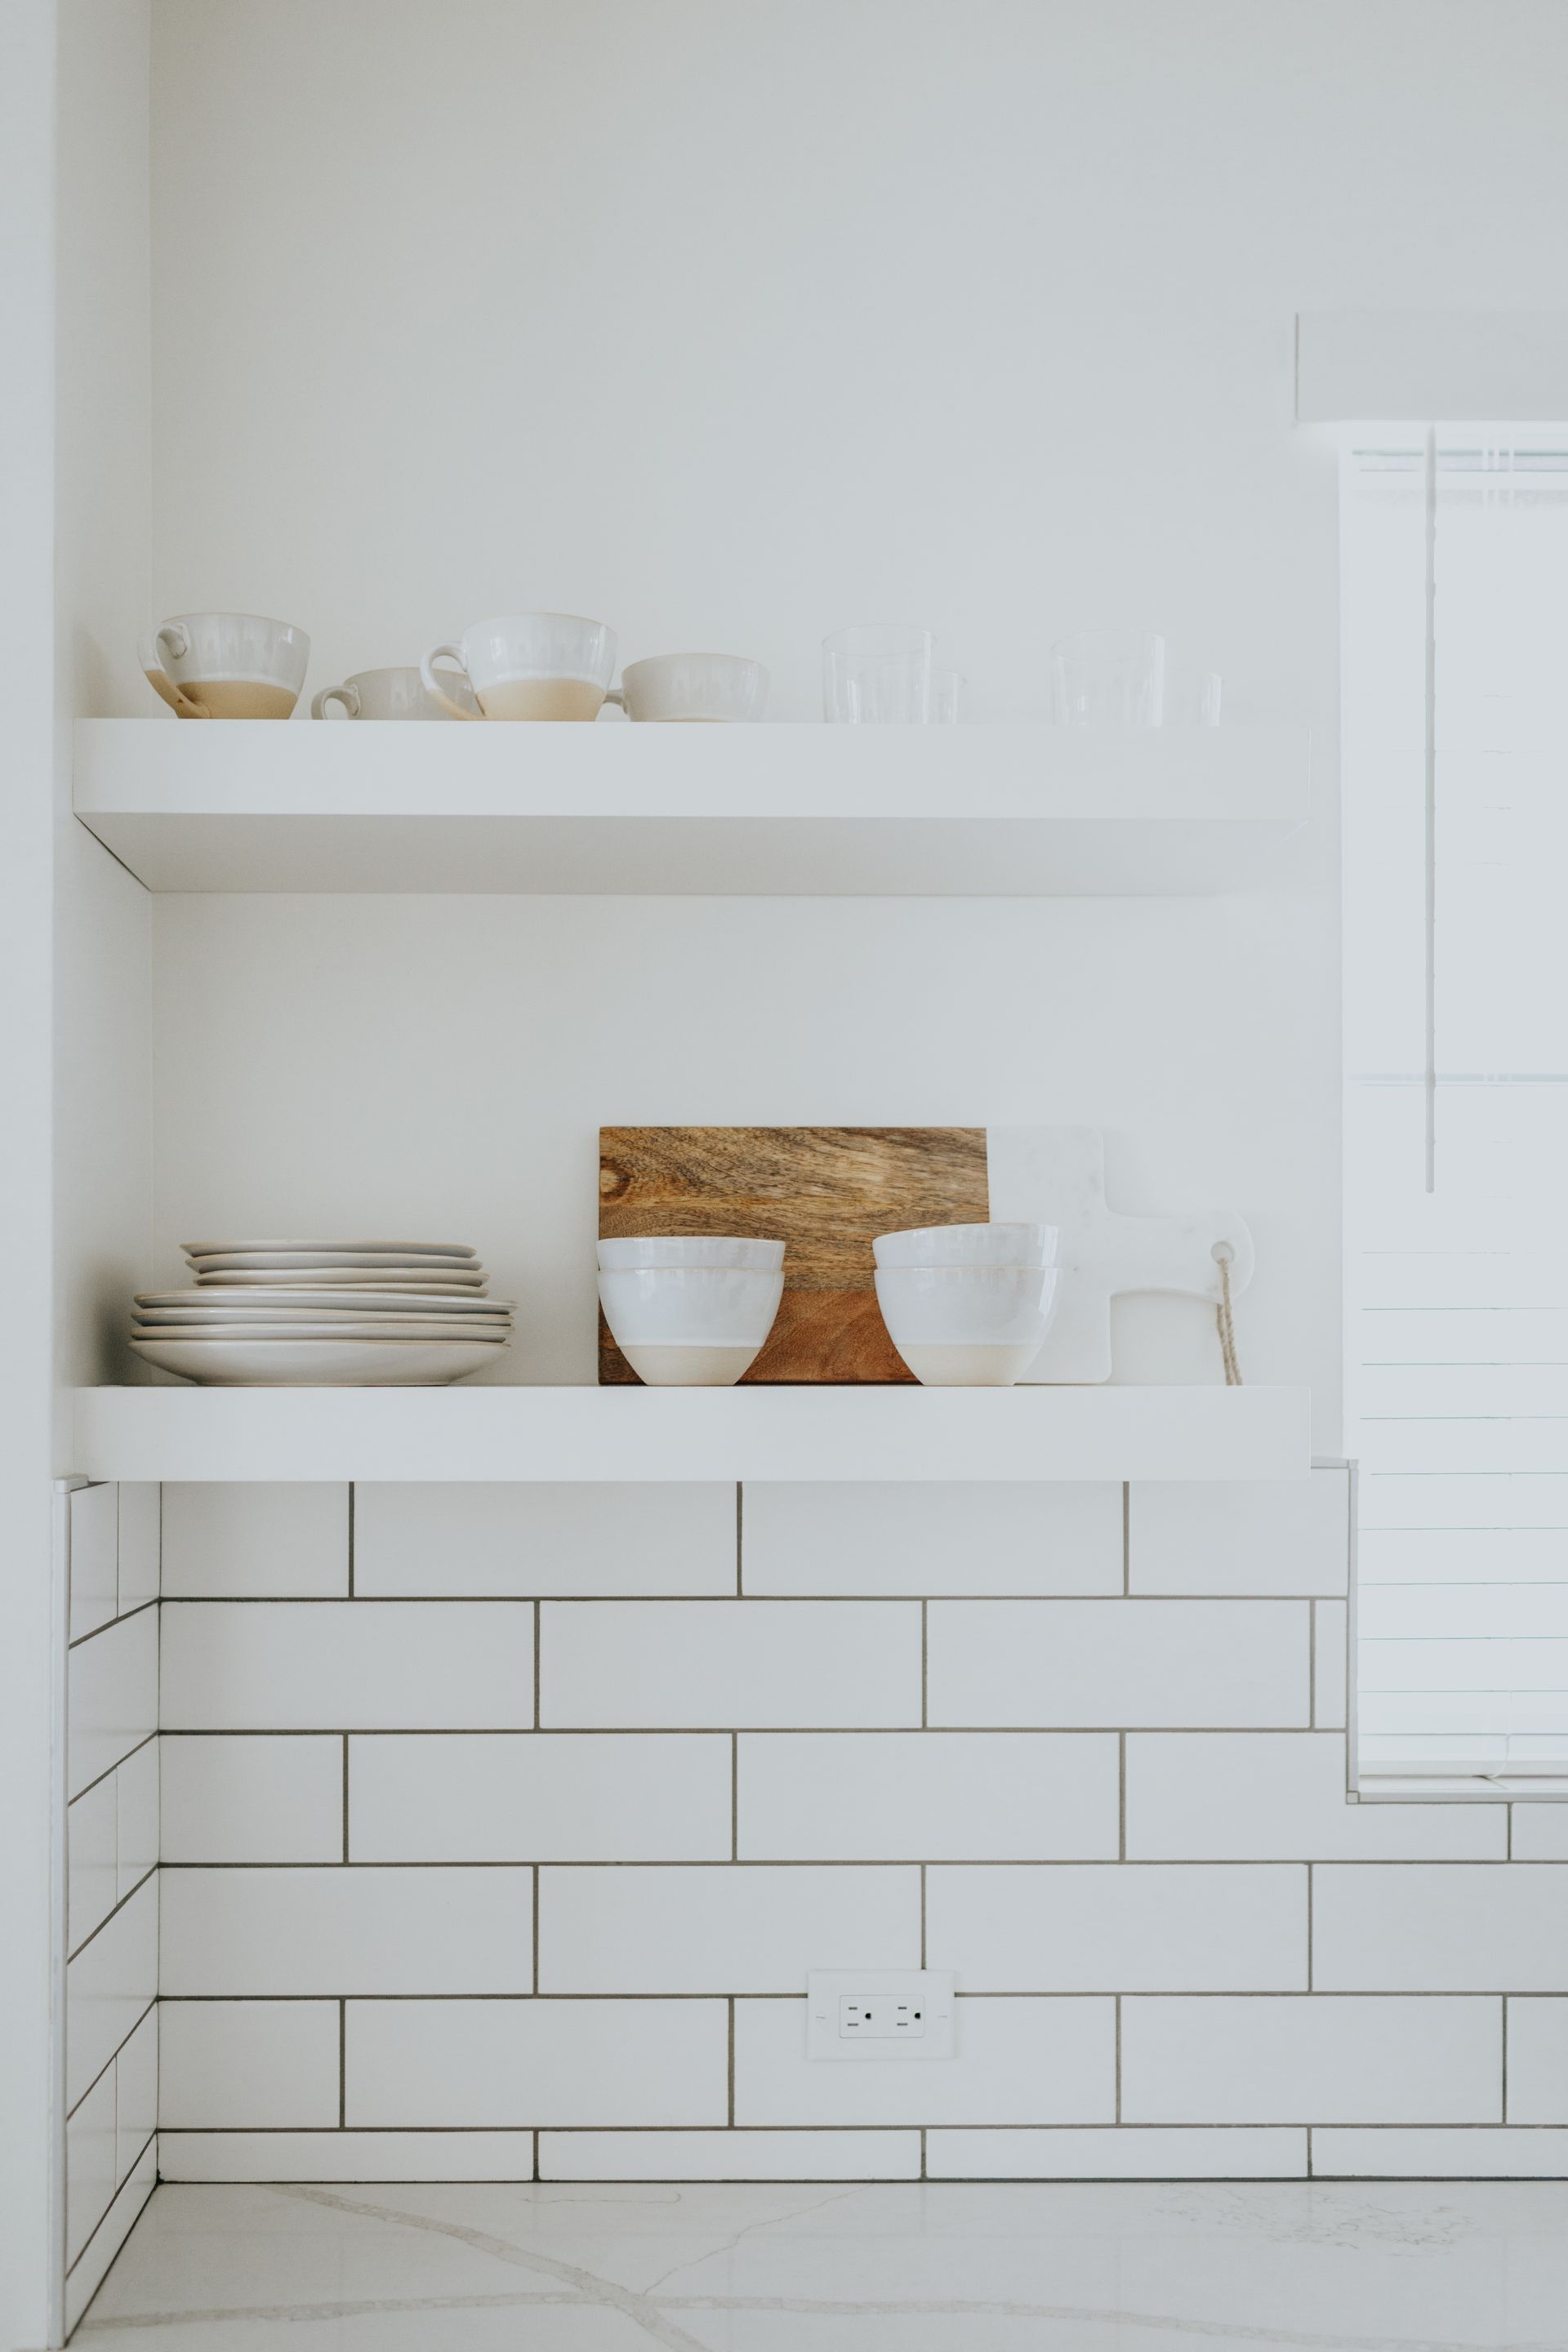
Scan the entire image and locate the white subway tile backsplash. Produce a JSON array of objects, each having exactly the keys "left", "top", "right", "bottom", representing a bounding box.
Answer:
[
  {"left": 158, "top": 2000, "right": 341, "bottom": 2128},
  {"left": 929, "top": 1601, "right": 1308, "bottom": 1728},
  {"left": 739, "top": 1733, "right": 1120, "bottom": 1861},
  {"left": 161, "top": 1734, "right": 344, "bottom": 1862},
  {"left": 161, "top": 1482, "right": 349, "bottom": 1597},
  {"left": 114, "top": 2005, "right": 158, "bottom": 2185},
  {"left": 350, "top": 1732, "right": 730, "bottom": 1861},
  {"left": 742, "top": 1484, "right": 1123, "bottom": 1596},
  {"left": 1314, "top": 1601, "right": 1348, "bottom": 1729},
  {"left": 69, "top": 1606, "right": 157, "bottom": 1797},
  {"left": 926, "top": 1864, "right": 1307, "bottom": 1991},
  {"left": 160, "top": 1866, "right": 532, "bottom": 1995},
  {"left": 1313, "top": 2127, "right": 1568, "bottom": 2176},
  {"left": 1315, "top": 1866, "right": 1568, "bottom": 1991},
  {"left": 735, "top": 1997, "right": 1115, "bottom": 2127},
  {"left": 1121, "top": 1996, "right": 1501, "bottom": 2123},
  {"left": 65, "top": 2067, "right": 117, "bottom": 2269},
  {"left": 1126, "top": 1734, "right": 1508, "bottom": 1860},
  {"left": 347, "top": 1999, "right": 727, "bottom": 2127},
  {"left": 68, "top": 1776, "right": 119, "bottom": 1956},
  {"left": 538, "top": 1864, "right": 920, "bottom": 1993},
  {"left": 66, "top": 1876, "right": 157, "bottom": 2109},
  {"left": 1503, "top": 1999, "right": 1568, "bottom": 2122},
  {"left": 1510, "top": 1809, "right": 1568, "bottom": 1860},
  {"left": 1129, "top": 1471, "right": 1349, "bottom": 1595},
  {"left": 115, "top": 1737, "right": 159, "bottom": 1899},
  {"left": 928, "top": 2127, "right": 1308, "bottom": 2179},
  {"left": 354, "top": 1481, "right": 736, "bottom": 1595},
  {"left": 161, "top": 1601, "right": 532, "bottom": 1729},
  {"left": 541, "top": 2131, "right": 923, "bottom": 2180},
  {"left": 117, "top": 1483, "right": 161, "bottom": 1612},
  {"left": 63, "top": 2141, "right": 154, "bottom": 2333},
  {"left": 542, "top": 1600, "right": 921, "bottom": 1728},
  {"left": 69, "top": 1482, "right": 119, "bottom": 1642},
  {"left": 158, "top": 2132, "right": 537, "bottom": 2182}
]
